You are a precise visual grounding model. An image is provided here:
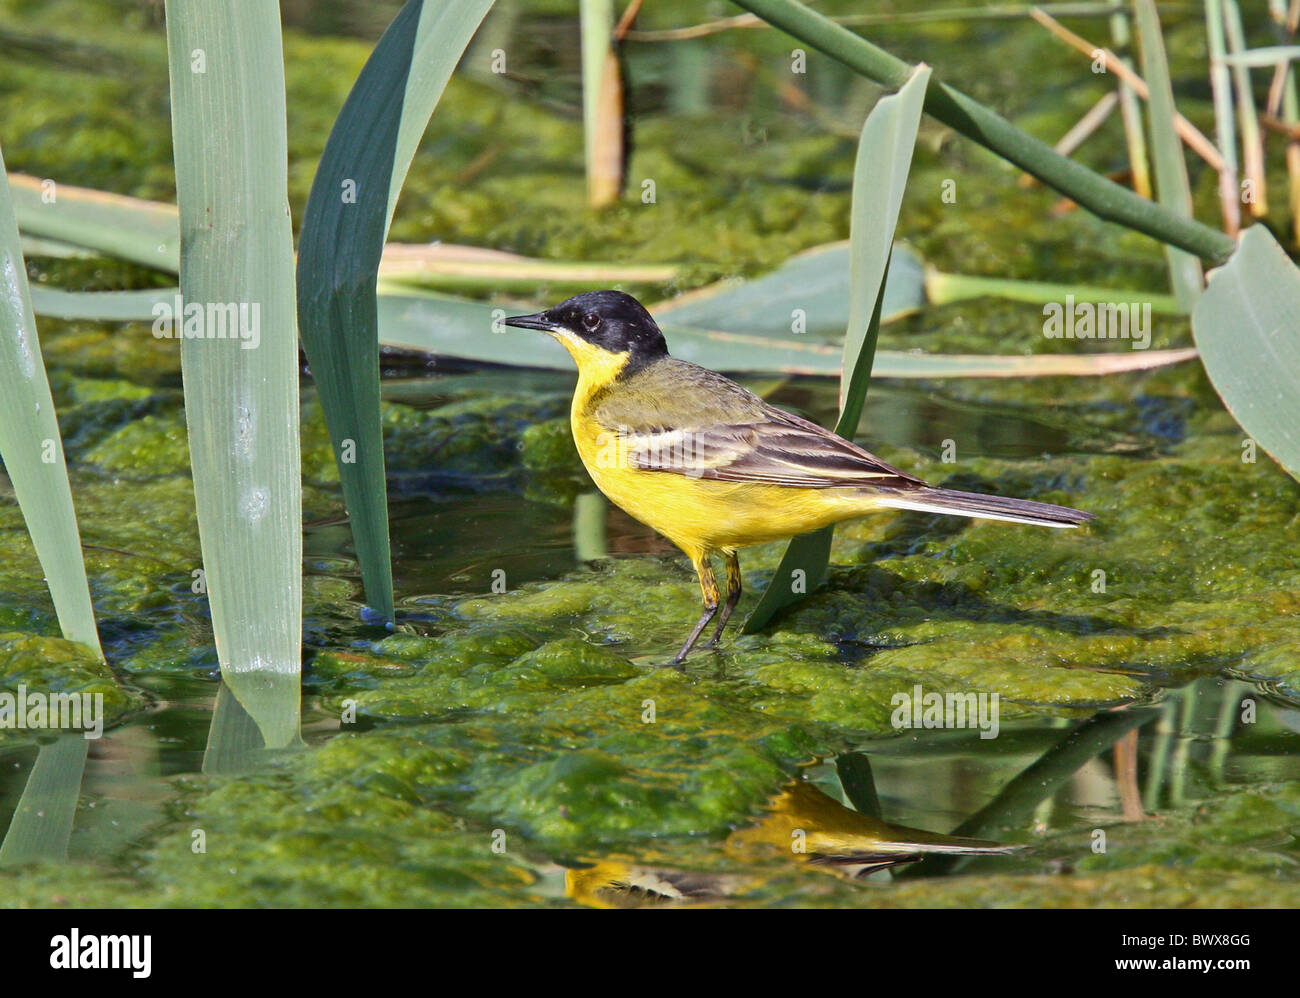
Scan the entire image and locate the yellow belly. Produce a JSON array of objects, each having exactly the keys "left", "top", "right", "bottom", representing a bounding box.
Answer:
[{"left": 573, "top": 414, "right": 874, "bottom": 555}]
